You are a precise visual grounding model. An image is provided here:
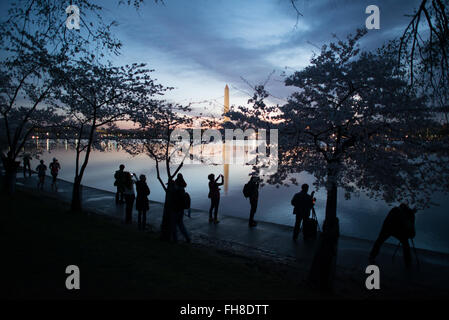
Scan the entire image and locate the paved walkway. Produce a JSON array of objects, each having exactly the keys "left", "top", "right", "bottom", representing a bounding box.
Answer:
[{"left": 14, "top": 173, "right": 449, "bottom": 296}]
